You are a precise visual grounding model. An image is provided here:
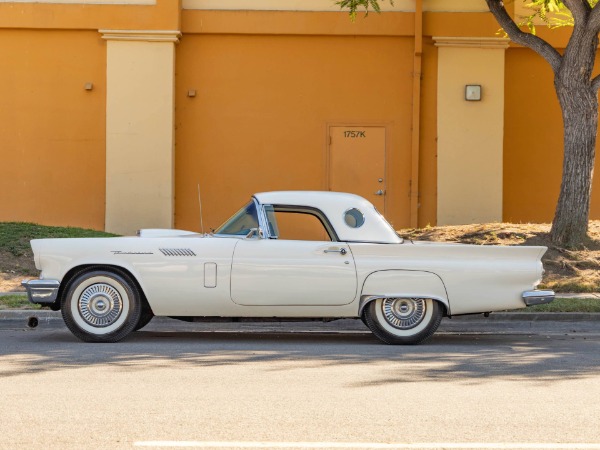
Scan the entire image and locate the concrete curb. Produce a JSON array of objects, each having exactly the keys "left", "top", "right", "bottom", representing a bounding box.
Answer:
[
  {"left": 2, "top": 310, "right": 599, "bottom": 321},
  {"left": 4, "top": 291, "right": 600, "bottom": 298},
  {"left": 1, "top": 310, "right": 598, "bottom": 336}
]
